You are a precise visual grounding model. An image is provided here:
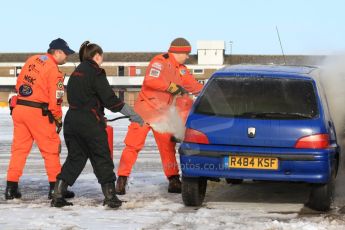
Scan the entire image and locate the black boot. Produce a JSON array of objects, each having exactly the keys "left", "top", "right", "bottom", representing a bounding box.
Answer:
[
  {"left": 48, "top": 182, "right": 75, "bottom": 200},
  {"left": 102, "top": 182, "right": 122, "bottom": 208},
  {"left": 5, "top": 181, "right": 22, "bottom": 200},
  {"left": 168, "top": 175, "right": 182, "bottom": 193},
  {"left": 115, "top": 176, "right": 127, "bottom": 195},
  {"left": 50, "top": 179, "right": 73, "bottom": 207}
]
